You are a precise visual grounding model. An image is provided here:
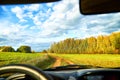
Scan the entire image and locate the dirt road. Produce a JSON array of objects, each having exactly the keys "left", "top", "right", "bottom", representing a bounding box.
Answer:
[{"left": 50, "top": 55, "right": 74, "bottom": 67}]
